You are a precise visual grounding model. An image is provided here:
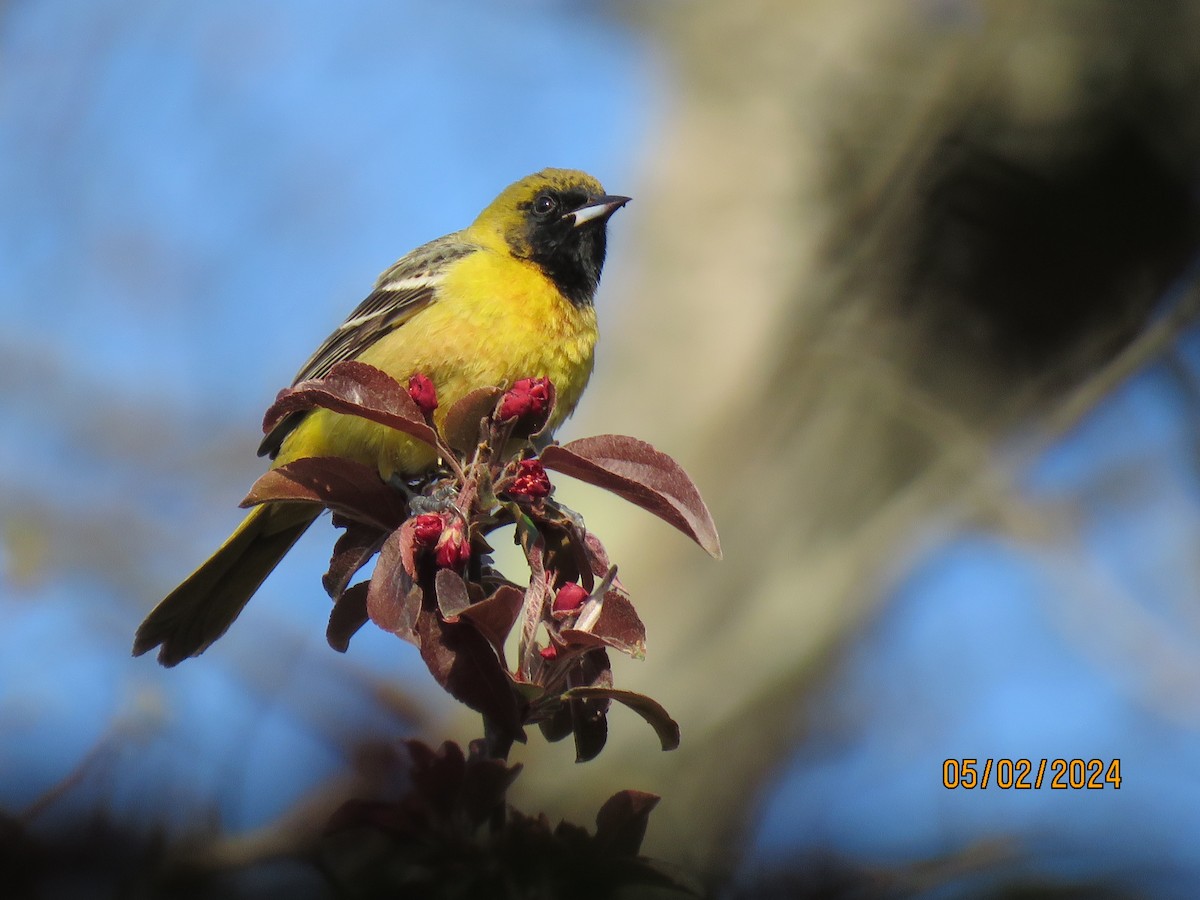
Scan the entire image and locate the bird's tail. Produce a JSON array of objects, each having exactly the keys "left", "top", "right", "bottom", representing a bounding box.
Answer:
[{"left": 133, "top": 502, "right": 320, "bottom": 666}]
